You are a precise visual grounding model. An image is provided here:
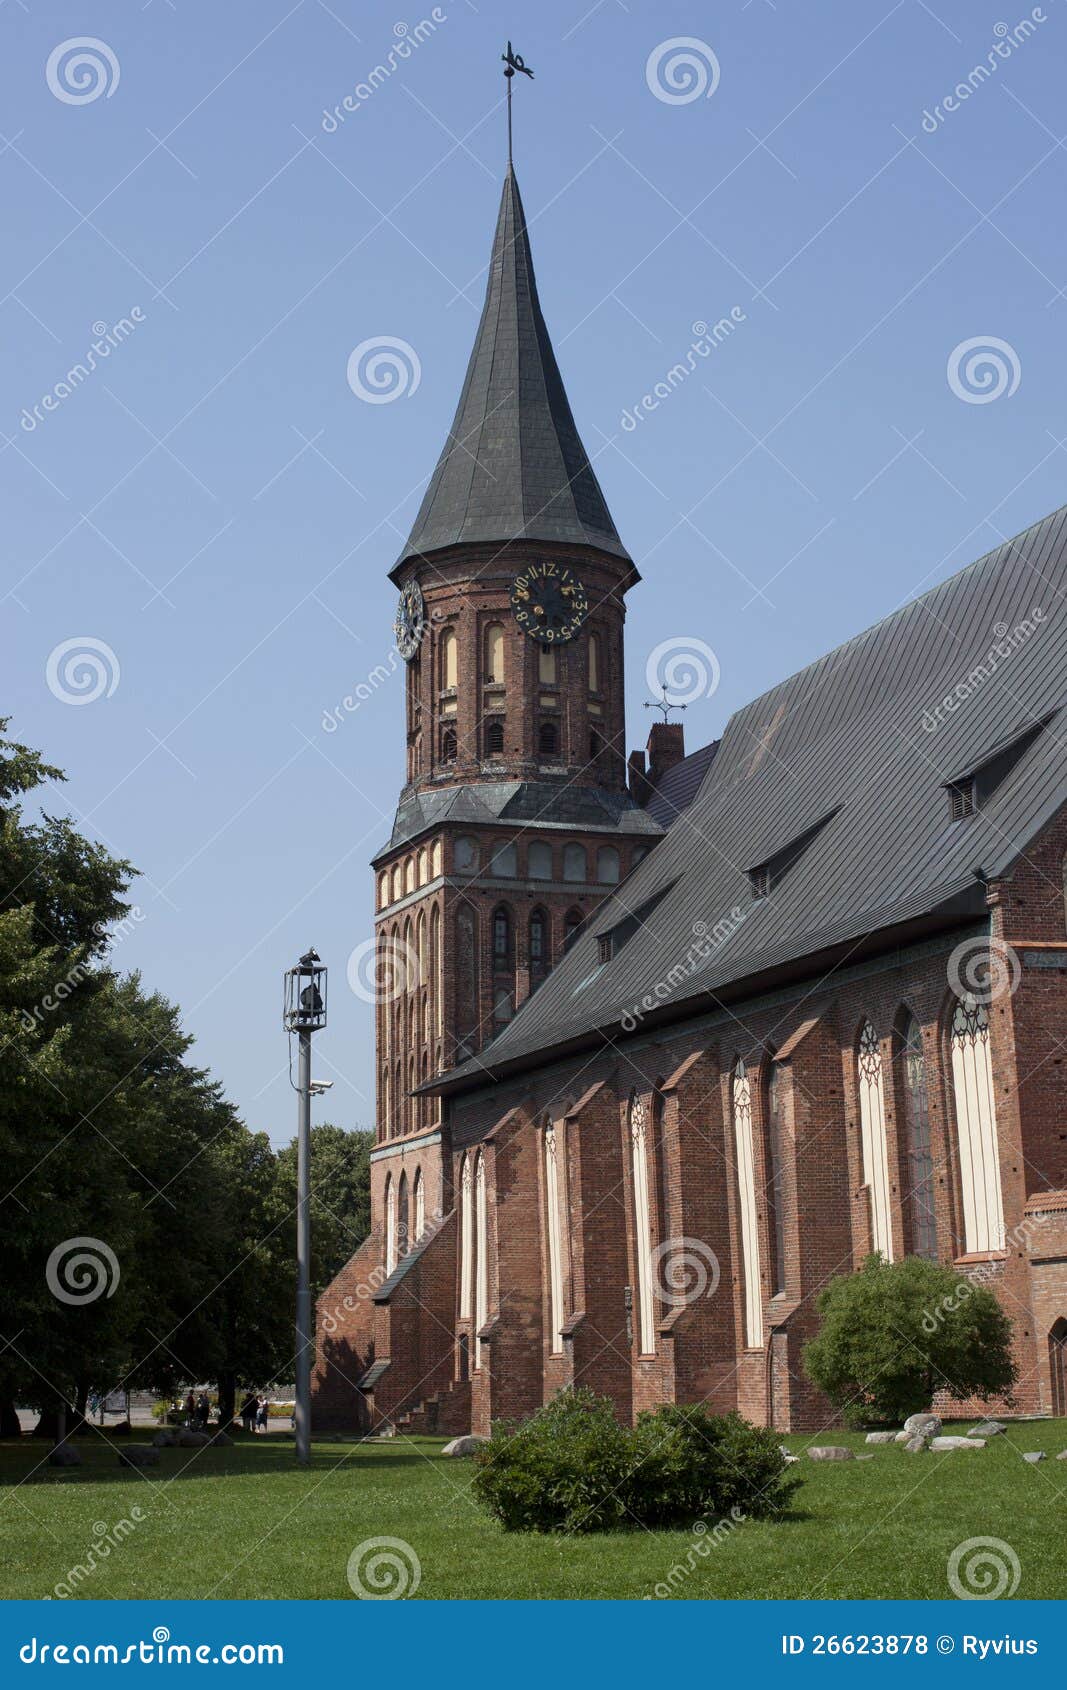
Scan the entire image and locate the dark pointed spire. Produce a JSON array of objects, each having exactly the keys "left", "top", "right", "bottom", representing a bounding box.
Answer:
[{"left": 394, "top": 168, "right": 631, "bottom": 574}]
